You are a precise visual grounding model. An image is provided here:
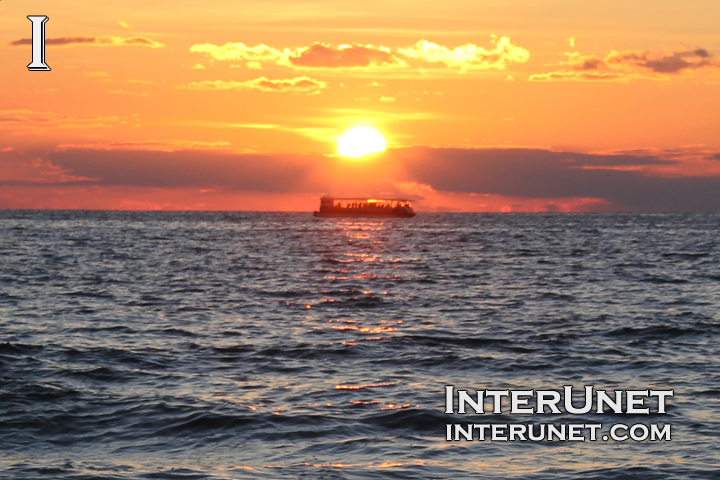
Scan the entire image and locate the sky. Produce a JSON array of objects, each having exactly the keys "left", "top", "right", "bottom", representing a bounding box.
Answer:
[{"left": 2, "top": 0, "right": 720, "bottom": 212}]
